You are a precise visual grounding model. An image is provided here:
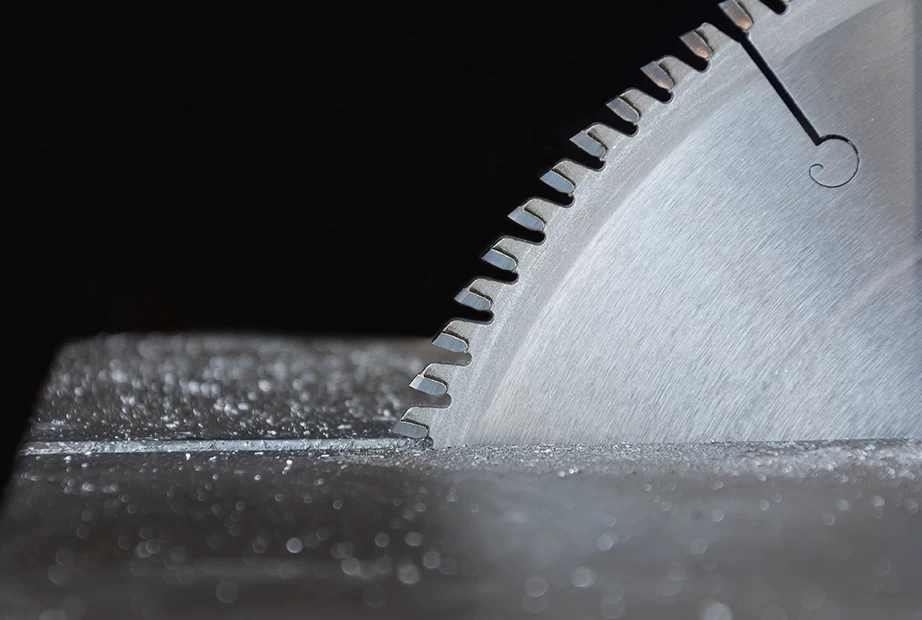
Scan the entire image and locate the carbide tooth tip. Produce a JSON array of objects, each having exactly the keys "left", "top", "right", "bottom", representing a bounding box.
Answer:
[
  {"left": 719, "top": 0, "right": 753, "bottom": 33},
  {"left": 482, "top": 247, "right": 518, "bottom": 272},
  {"left": 607, "top": 96, "right": 641, "bottom": 124},
  {"left": 454, "top": 289, "right": 492, "bottom": 312},
  {"left": 539, "top": 170, "right": 575, "bottom": 196},
  {"left": 433, "top": 332, "right": 468, "bottom": 353},
  {"left": 508, "top": 206, "right": 545, "bottom": 232},
  {"left": 393, "top": 420, "right": 429, "bottom": 439},
  {"left": 570, "top": 131, "right": 606, "bottom": 159},
  {"left": 409, "top": 374, "right": 448, "bottom": 396},
  {"left": 641, "top": 61, "right": 675, "bottom": 92},
  {"left": 680, "top": 30, "right": 712, "bottom": 61}
]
